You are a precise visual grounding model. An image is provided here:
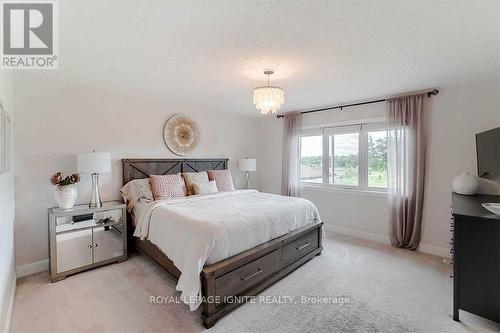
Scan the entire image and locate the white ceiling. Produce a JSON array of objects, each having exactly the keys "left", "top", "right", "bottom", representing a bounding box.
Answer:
[{"left": 17, "top": 0, "right": 500, "bottom": 116}]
